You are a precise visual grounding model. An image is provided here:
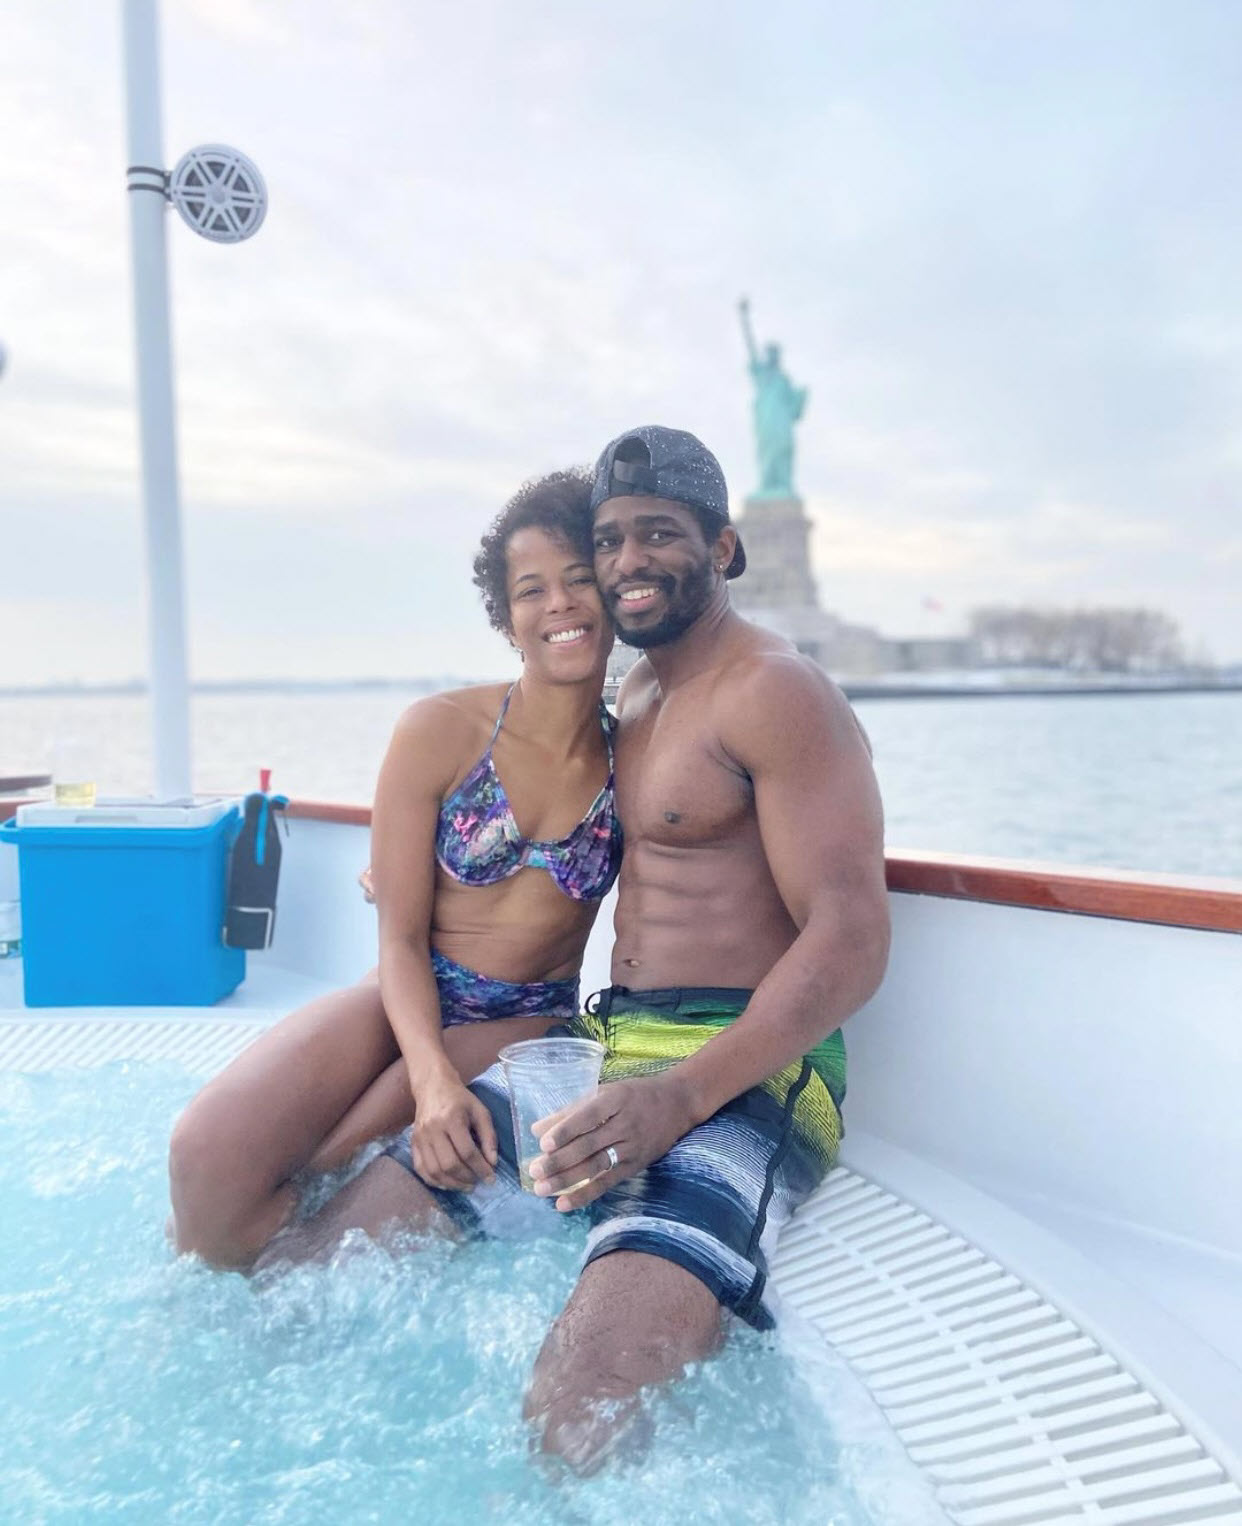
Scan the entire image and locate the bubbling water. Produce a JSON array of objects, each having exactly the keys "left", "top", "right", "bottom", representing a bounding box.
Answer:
[{"left": 0, "top": 1065, "right": 943, "bottom": 1525}]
